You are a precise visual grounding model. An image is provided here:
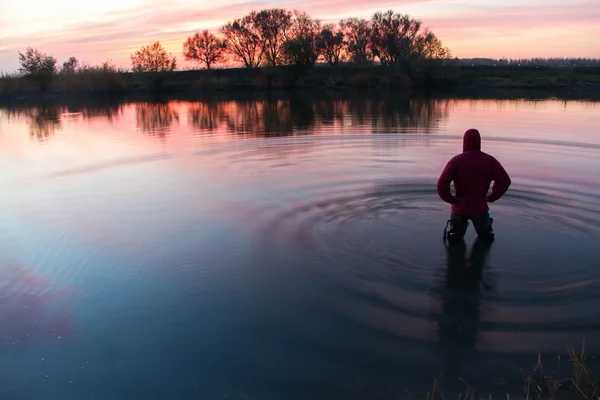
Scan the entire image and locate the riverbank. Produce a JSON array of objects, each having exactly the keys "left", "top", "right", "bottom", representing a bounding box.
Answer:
[
  {"left": 421, "top": 345, "right": 598, "bottom": 400},
  {"left": 2, "top": 87, "right": 600, "bottom": 117},
  {"left": 1, "top": 64, "right": 599, "bottom": 101}
]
